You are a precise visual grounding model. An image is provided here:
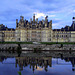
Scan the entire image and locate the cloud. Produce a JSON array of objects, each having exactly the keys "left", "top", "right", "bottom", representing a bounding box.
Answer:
[
  {"left": 0, "top": 0, "right": 75, "bottom": 29},
  {"left": 34, "top": 12, "right": 45, "bottom": 19},
  {"left": 34, "top": 12, "right": 56, "bottom": 20}
]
